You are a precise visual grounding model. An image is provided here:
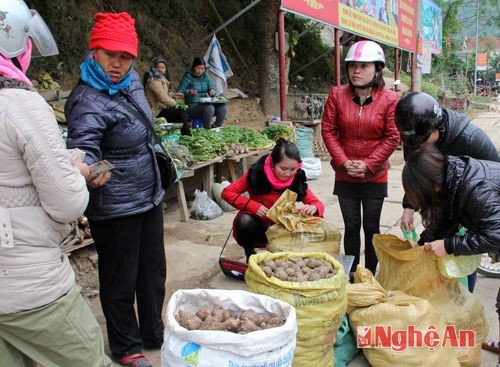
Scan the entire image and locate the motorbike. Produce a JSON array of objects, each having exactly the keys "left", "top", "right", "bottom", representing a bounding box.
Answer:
[{"left": 477, "top": 251, "right": 500, "bottom": 278}]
